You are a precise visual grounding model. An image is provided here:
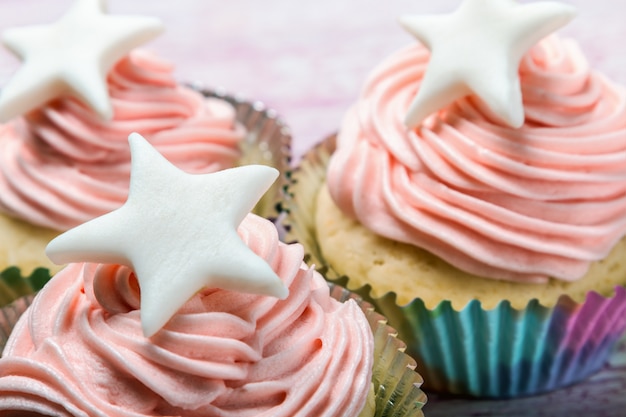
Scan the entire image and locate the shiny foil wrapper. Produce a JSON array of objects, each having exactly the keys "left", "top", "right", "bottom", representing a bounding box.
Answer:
[
  {"left": 0, "top": 294, "right": 34, "bottom": 353},
  {"left": 328, "top": 283, "right": 427, "bottom": 417},
  {"left": 283, "top": 134, "right": 626, "bottom": 399}
]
